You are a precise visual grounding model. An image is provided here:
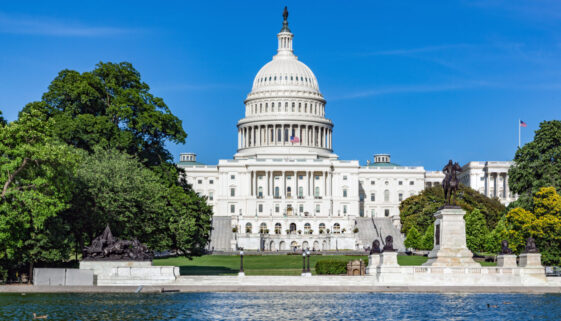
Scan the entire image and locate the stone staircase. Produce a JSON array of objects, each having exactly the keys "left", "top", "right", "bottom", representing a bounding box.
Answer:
[
  {"left": 208, "top": 216, "right": 233, "bottom": 251},
  {"left": 355, "top": 217, "right": 405, "bottom": 252}
]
